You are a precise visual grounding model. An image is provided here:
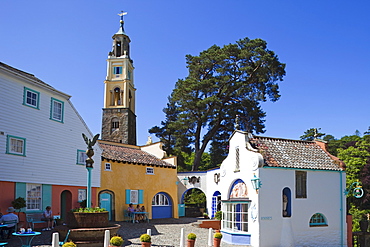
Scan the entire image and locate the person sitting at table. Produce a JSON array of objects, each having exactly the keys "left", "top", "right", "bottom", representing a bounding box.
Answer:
[
  {"left": 134, "top": 204, "right": 142, "bottom": 223},
  {"left": 41, "top": 206, "right": 53, "bottom": 231},
  {"left": 140, "top": 205, "right": 145, "bottom": 212},
  {"left": 127, "top": 204, "right": 135, "bottom": 221},
  {"left": 0, "top": 207, "right": 19, "bottom": 239}
]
